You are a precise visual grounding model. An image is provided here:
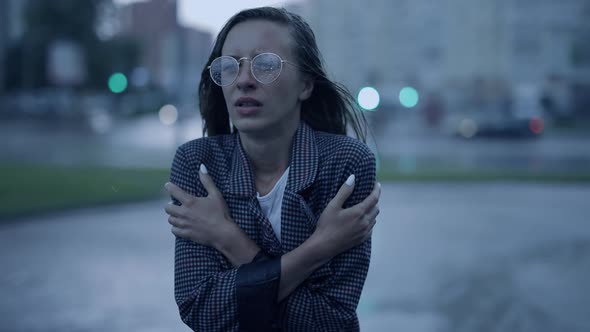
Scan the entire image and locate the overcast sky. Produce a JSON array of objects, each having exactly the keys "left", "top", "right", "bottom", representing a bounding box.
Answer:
[{"left": 114, "top": 0, "right": 304, "bottom": 35}]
